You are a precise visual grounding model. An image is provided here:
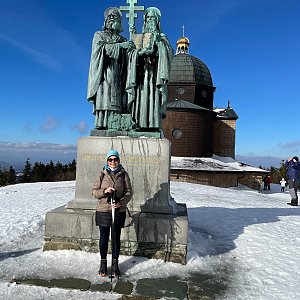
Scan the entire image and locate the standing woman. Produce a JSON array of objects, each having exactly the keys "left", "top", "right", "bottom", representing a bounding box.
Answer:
[{"left": 92, "top": 150, "right": 133, "bottom": 276}]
